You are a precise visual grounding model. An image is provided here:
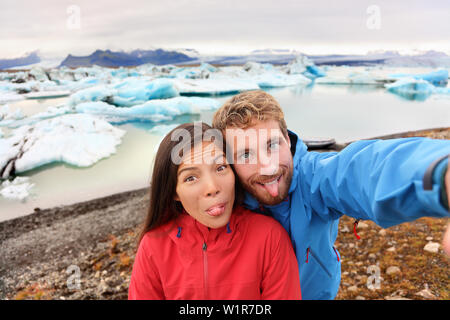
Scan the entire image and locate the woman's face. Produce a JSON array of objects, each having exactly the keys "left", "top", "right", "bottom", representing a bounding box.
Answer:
[{"left": 175, "top": 141, "right": 235, "bottom": 229}]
